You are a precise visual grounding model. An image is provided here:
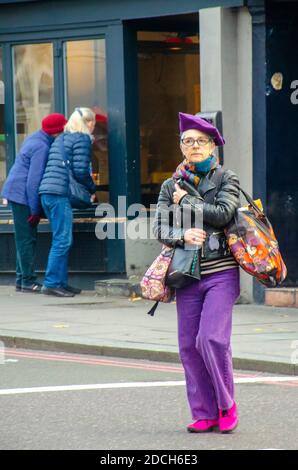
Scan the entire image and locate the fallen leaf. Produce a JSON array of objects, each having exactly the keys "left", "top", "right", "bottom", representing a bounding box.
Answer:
[{"left": 129, "top": 296, "right": 142, "bottom": 302}]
